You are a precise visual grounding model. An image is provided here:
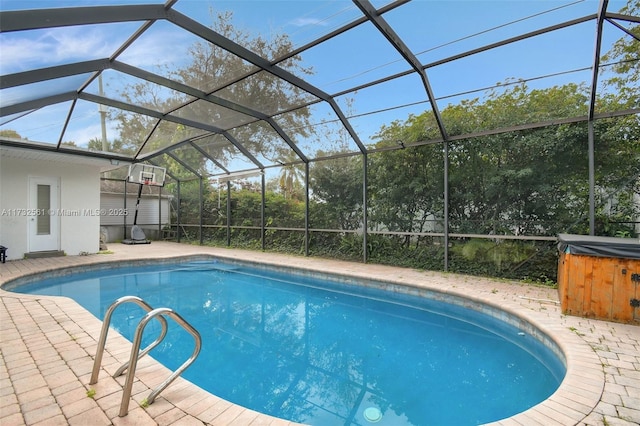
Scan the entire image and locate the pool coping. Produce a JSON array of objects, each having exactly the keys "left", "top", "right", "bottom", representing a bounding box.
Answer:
[{"left": 0, "top": 242, "right": 634, "bottom": 425}]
